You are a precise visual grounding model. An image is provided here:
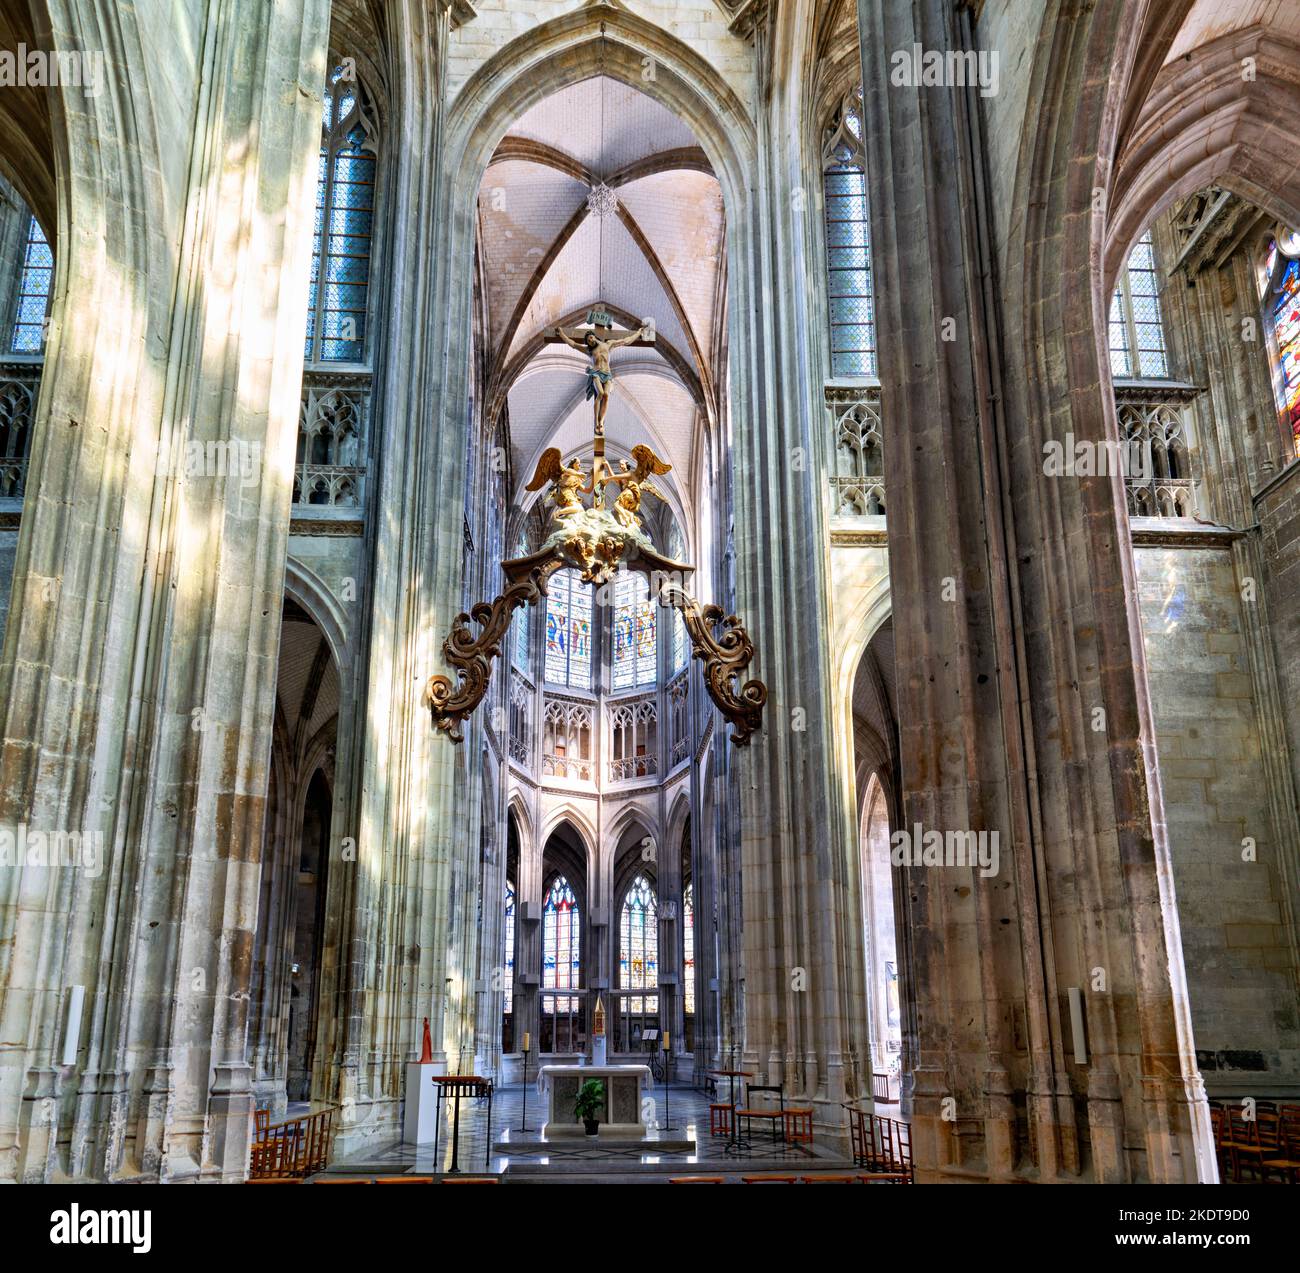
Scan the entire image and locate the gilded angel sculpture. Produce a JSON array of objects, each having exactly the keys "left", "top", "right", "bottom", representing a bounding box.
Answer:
[
  {"left": 524, "top": 447, "right": 588, "bottom": 520},
  {"left": 609, "top": 444, "right": 672, "bottom": 531}
]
